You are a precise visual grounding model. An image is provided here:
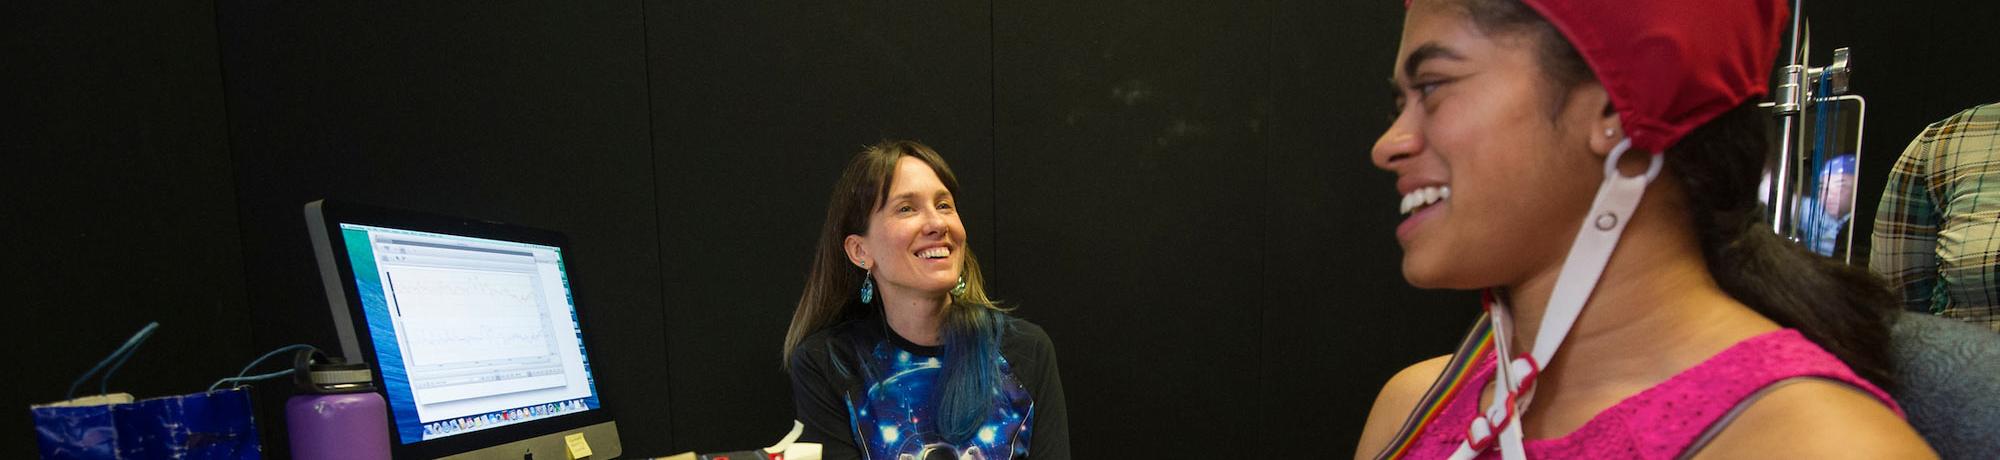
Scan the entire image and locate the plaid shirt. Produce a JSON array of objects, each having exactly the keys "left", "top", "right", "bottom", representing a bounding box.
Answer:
[{"left": 1870, "top": 102, "right": 2000, "bottom": 332}]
